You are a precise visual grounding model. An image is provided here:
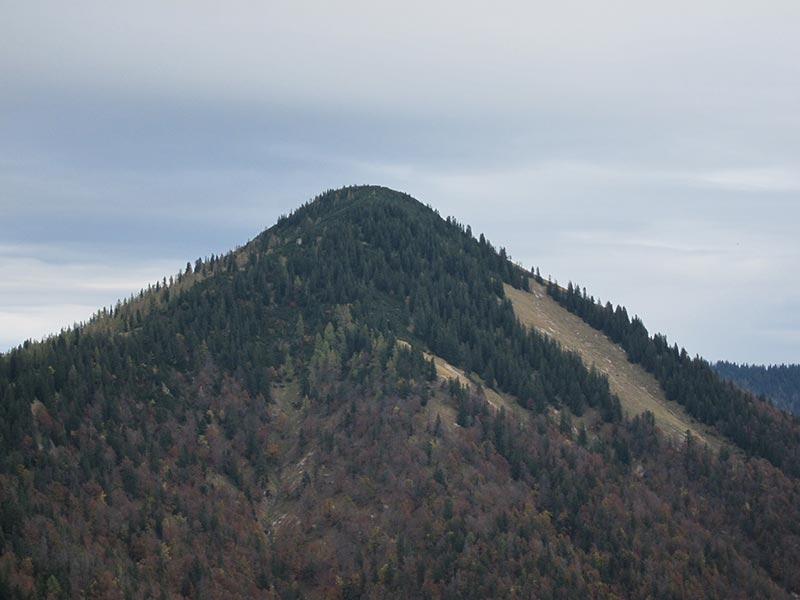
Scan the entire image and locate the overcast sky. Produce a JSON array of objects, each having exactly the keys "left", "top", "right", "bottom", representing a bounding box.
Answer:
[{"left": 2, "top": 1, "right": 799, "bottom": 364}]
